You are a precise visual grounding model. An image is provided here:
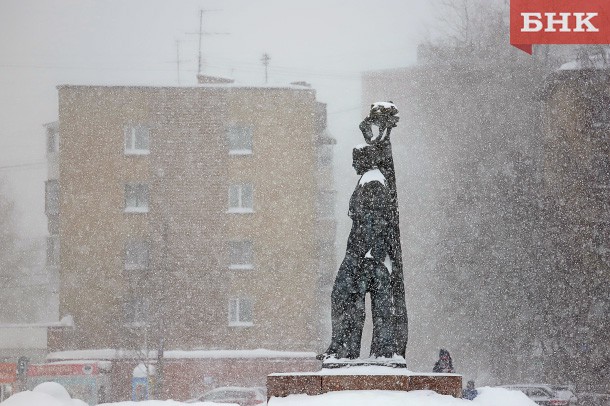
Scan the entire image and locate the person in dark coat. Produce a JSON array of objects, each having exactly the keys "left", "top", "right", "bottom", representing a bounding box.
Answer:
[
  {"left": 433, "top": 349, "right": 455, "bottom": 373},
  {"left": 462, "top": 380, "right": 478, "bottom": 400},
  {"left": 318, "top": 144, "right": 397, "bottom": 360}
]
